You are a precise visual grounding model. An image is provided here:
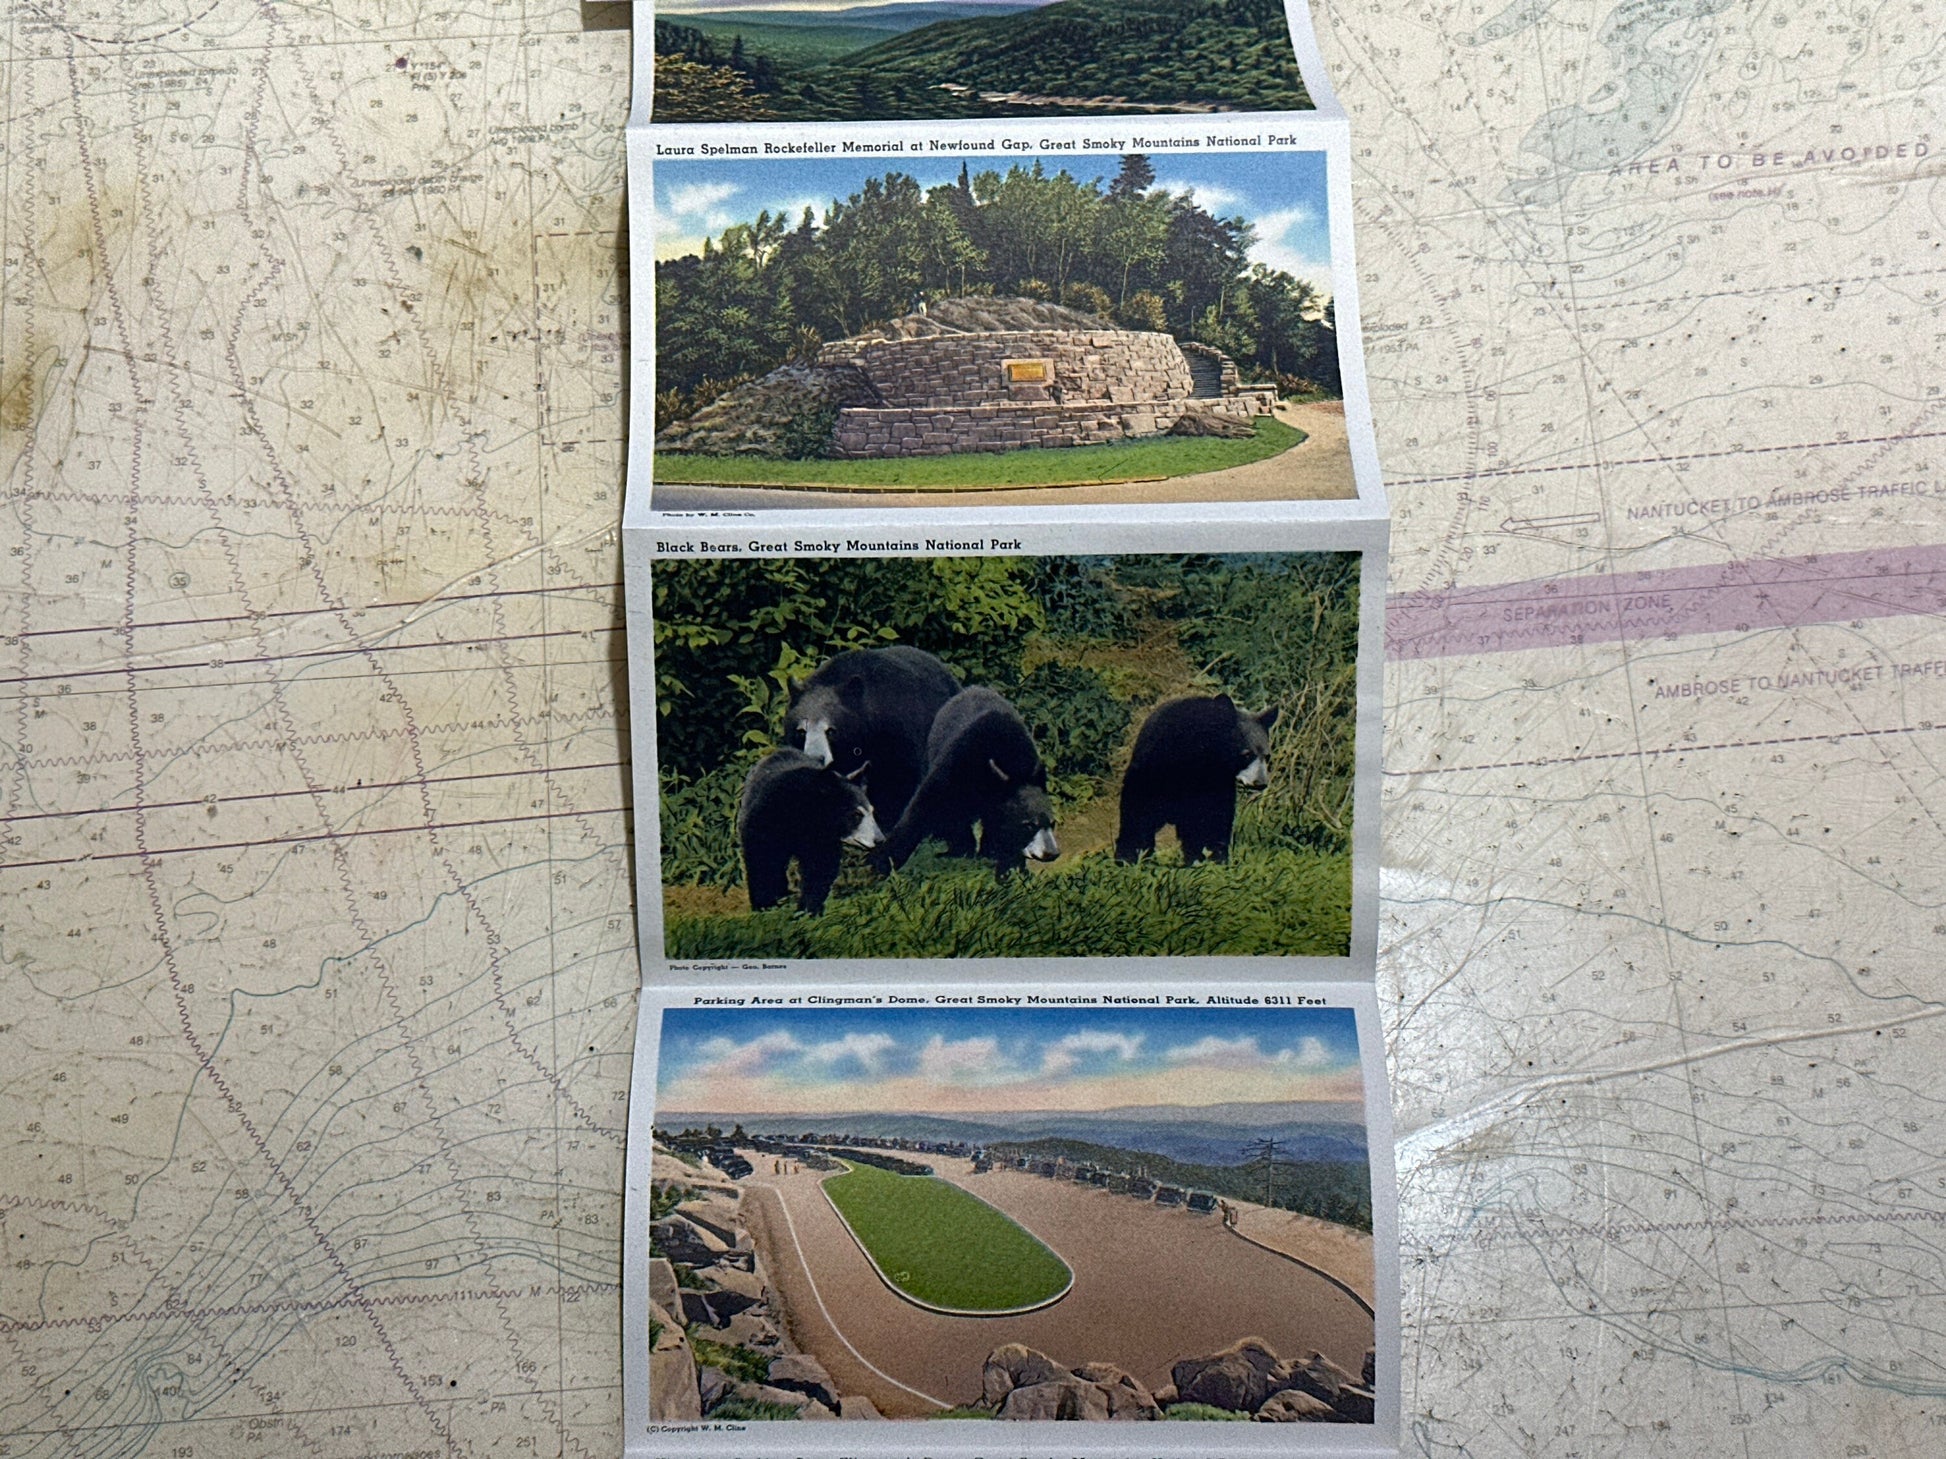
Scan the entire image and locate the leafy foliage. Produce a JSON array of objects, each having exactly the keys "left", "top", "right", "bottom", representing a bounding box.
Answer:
[
  {"left": 704, "top": 1398, "right": 804, "bottom": 1421},
  {"left": 1012, "top": 662, "right": 1128, "bottom": 778},
  {"left": 652, "top": 555, "right": 1042, "bottom": 787},
  {"left": 656, "top": 155, "right": 1339, "bottom": 410},
  {"left": 654, "top": 553, "right": 1362, "bottom": 930},
  {"left": 649, "top": 1183, "right": 696, "bottom": 1221},
  {"left": 687, "top": 1331, "right": 774, "bottom": 1386},
  {"left": 1174, "top": 554, "right": 1363, "bottom": 854},
  {"left": 984, "top": 1136, "right": 1374, "bottom": 1232},
  {"left": 651, "top": 0, "right": 1313, "bottom": 121}
]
